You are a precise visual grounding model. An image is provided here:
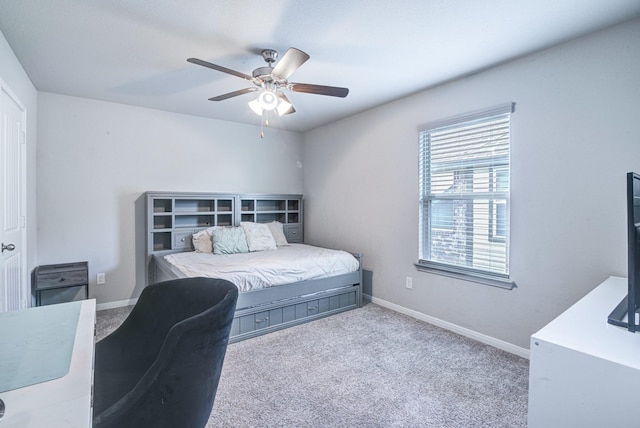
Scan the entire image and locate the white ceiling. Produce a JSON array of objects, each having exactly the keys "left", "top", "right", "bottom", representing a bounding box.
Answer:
[{"left": 1, "top": 1, "right": 639, "bottom": 132}]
